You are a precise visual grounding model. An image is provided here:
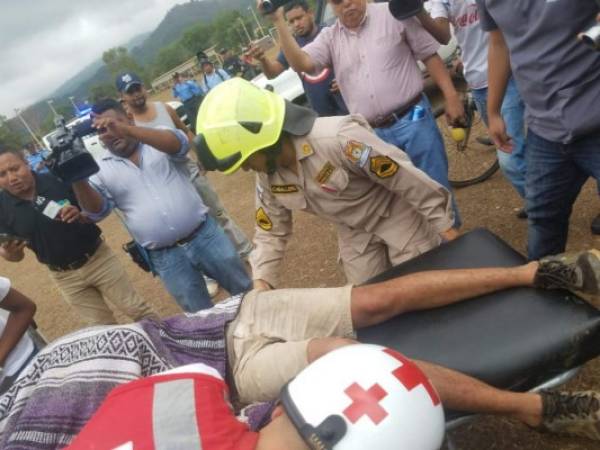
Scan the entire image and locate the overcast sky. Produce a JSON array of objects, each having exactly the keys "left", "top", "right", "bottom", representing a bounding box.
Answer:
[{"left": 0, "top": 0, "right": 187, "bottom": 118}]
